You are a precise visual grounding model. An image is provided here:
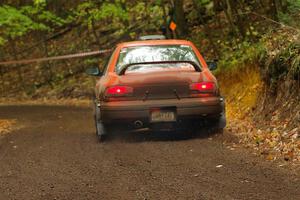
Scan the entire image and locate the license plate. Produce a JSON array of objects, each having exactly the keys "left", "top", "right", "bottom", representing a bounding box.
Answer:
[{"left": 150, "top": 110, "right": 176, "bottom": 122}]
